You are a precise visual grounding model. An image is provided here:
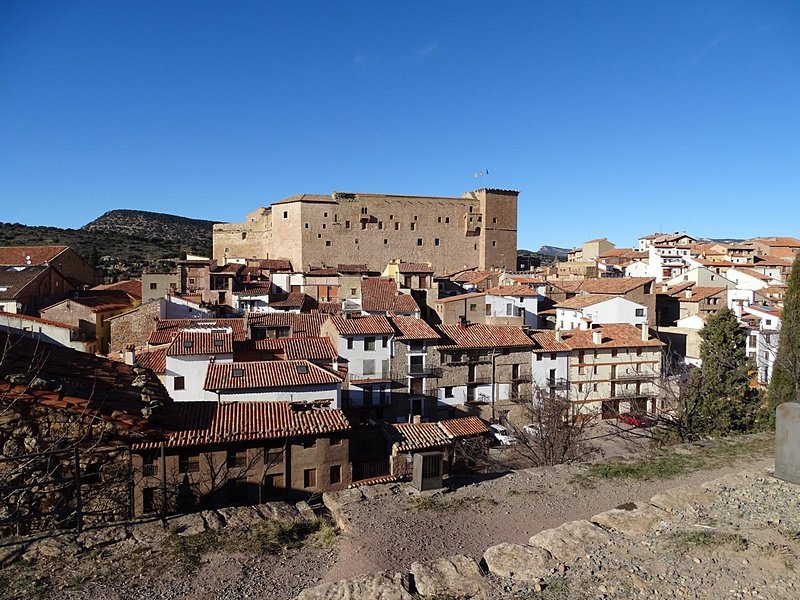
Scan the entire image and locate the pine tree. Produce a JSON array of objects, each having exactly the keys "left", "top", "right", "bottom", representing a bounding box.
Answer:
[
  {"left": 769, "top": 256, "right": 800, "bottom": 407},
  {"left": 693, "top": 307, "right": 763, "bottom": 435}
]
